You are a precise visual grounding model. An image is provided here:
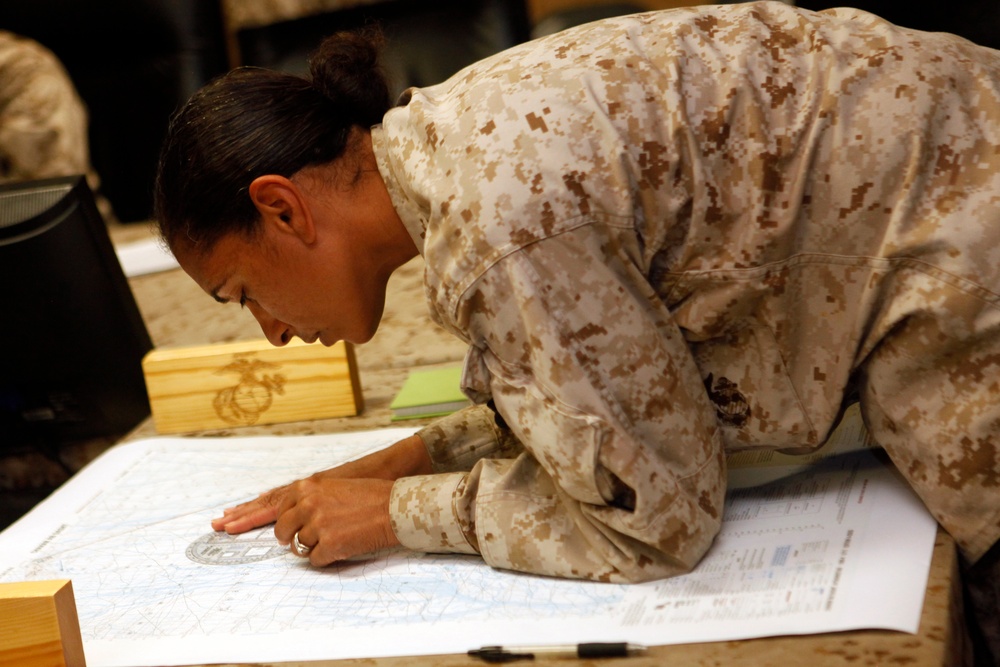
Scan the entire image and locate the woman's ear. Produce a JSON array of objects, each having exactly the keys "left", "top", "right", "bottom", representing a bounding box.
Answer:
[{"left": 247, "top": 174, "right": 317, "bottom": 244}]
